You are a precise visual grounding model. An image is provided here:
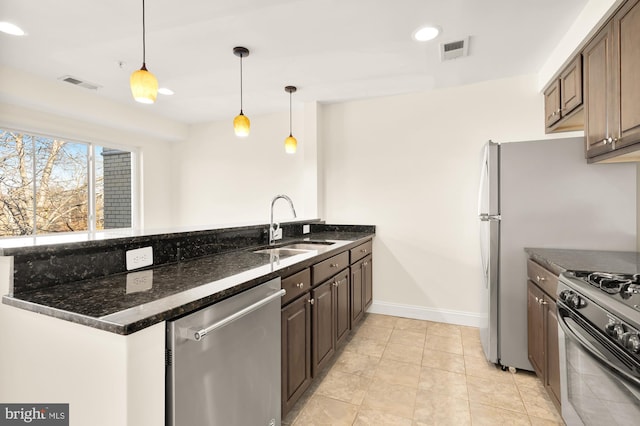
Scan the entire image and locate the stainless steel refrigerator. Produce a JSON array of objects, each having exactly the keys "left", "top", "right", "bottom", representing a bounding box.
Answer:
[{"left": 477, "top": 137, "right": 637, "bottom": 371}]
